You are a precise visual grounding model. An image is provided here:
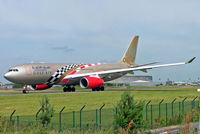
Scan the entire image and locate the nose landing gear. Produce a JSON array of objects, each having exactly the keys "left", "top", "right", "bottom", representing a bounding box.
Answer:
[
  {"left": 63, "top": 86, "right": 76, "bottom": 92},
  {"left": 22, "top": 89, "right": 29, "bottom": 94},
  {"left": 22, "top": 85, "right": 29, "bottom": 94}
]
